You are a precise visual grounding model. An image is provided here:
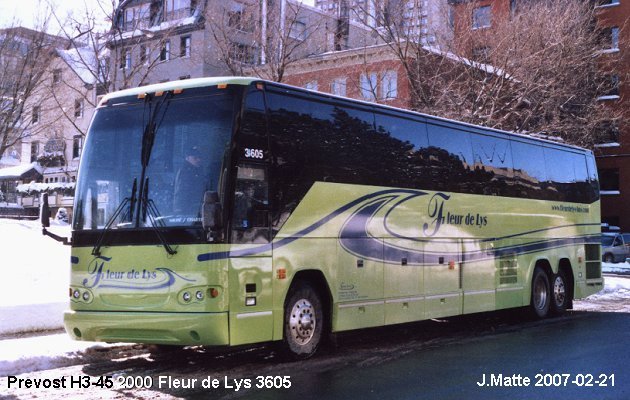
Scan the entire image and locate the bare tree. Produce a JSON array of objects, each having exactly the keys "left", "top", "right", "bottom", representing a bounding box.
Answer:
[
  {"left": 357, "top": 0, "right": 628, "bottom": 147},
  {"left": 206, "top": 0, "right": 330, "bottom": 82},
  {"left": 0, "top": 20, "right": 61, "bottom": 161}
]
